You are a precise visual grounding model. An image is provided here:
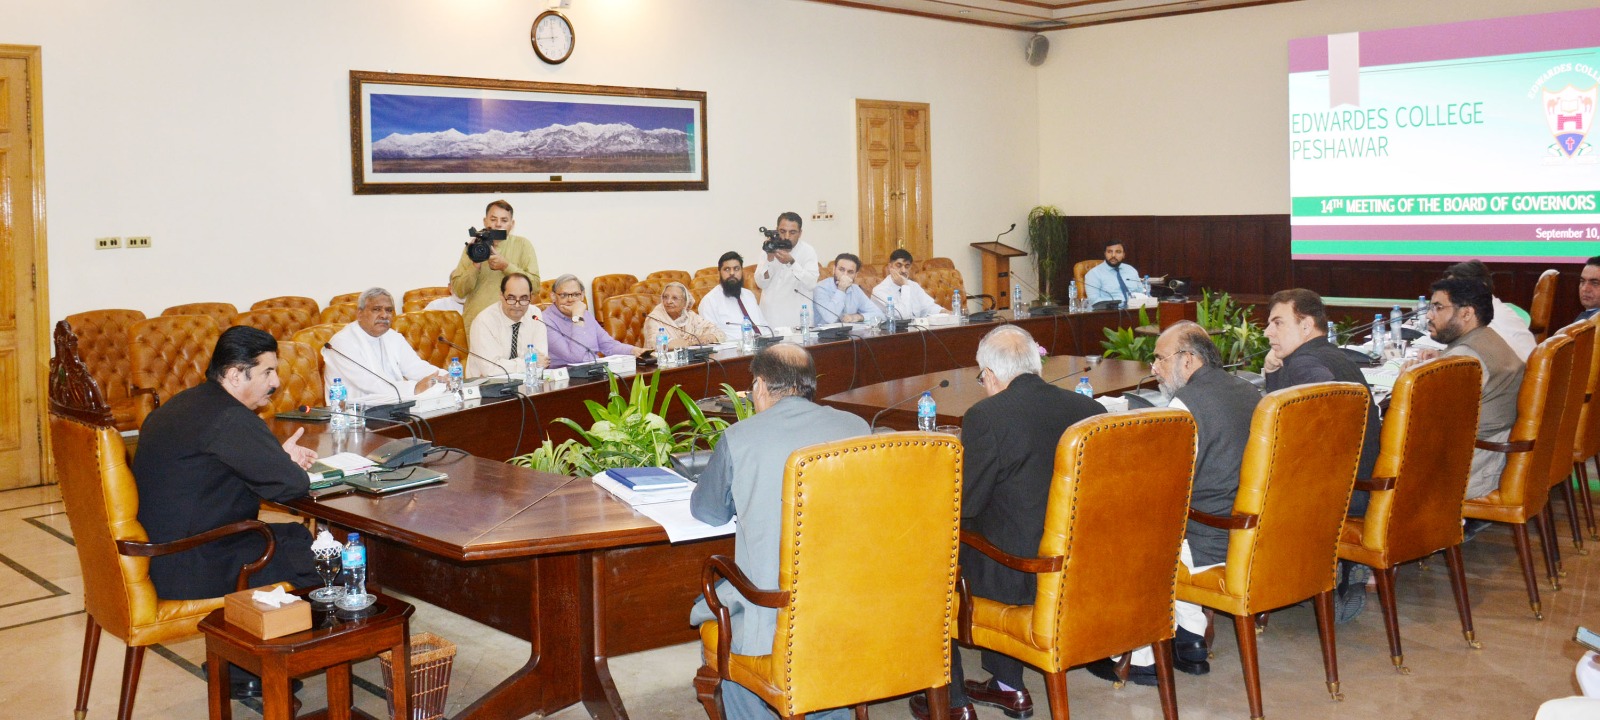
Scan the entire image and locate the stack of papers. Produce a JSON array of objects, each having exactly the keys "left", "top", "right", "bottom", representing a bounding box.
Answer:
[
  {"left": 605, "top": 467, "right": 690, "bottom": 492},
  {"left": 308, "top": 452, "right": 377, "bottom": 485},
  {"left": 591, "top": 469, "right": 735, "bottom": 543}
]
